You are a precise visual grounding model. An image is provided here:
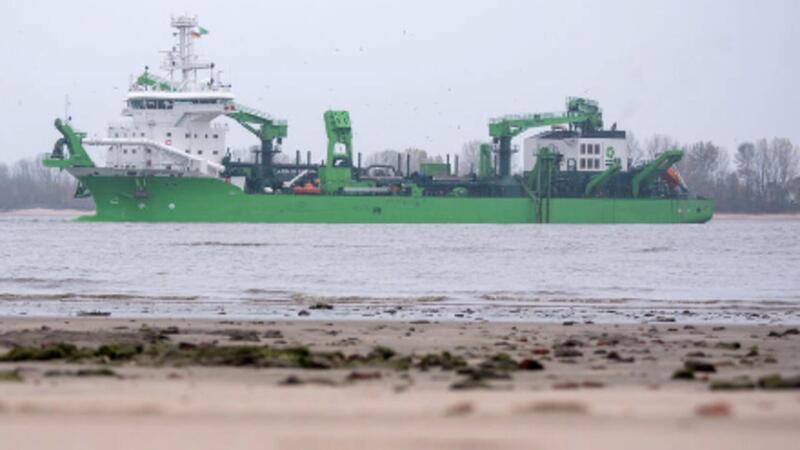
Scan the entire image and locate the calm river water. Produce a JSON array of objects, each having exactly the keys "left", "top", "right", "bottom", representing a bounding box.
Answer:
[{"left": 0, "top": 214, "right": 798, "bottom": 324}]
